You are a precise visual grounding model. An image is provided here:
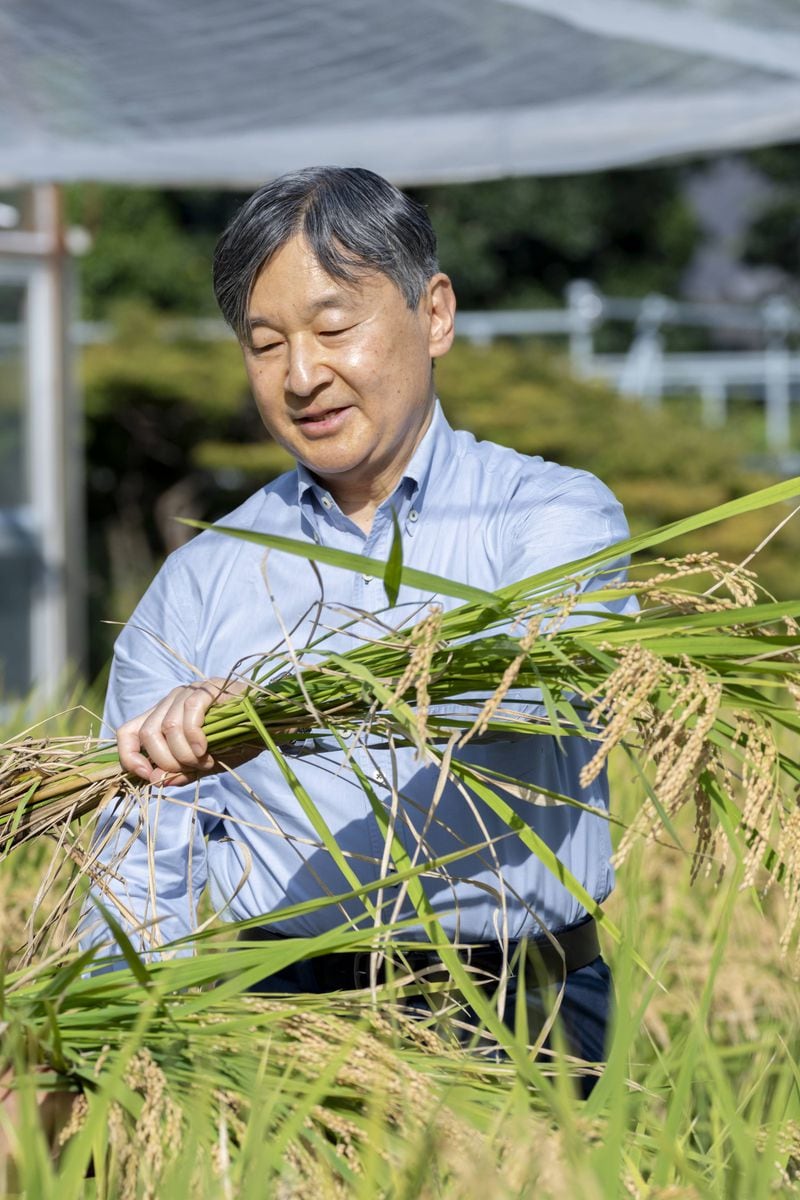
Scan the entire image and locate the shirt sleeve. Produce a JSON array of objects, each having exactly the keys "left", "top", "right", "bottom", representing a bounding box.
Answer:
[
  {"left": 480, "top": 465, "right": 638, "bottom": 733},
  {"left": 501, "top": 465, "right": 638, "bottom": 624},
  {"left": 80, "top": 553, "right": 221, "bottom": 963}
]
